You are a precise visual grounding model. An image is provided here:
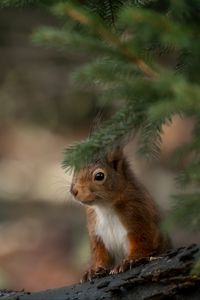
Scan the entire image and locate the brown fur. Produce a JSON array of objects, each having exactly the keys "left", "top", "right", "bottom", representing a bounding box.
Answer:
[{"left": 70, "top": 147, "right": 171, "bottom": 274}]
